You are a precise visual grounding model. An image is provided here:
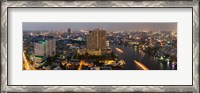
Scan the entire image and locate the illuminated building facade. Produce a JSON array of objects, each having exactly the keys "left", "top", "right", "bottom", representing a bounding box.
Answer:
[
  {"left": 87, "top": 29, "right": 107, "bottom": 55},
  {"left": 34, "top": 39, "right": 56, "bottom": 63}
]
